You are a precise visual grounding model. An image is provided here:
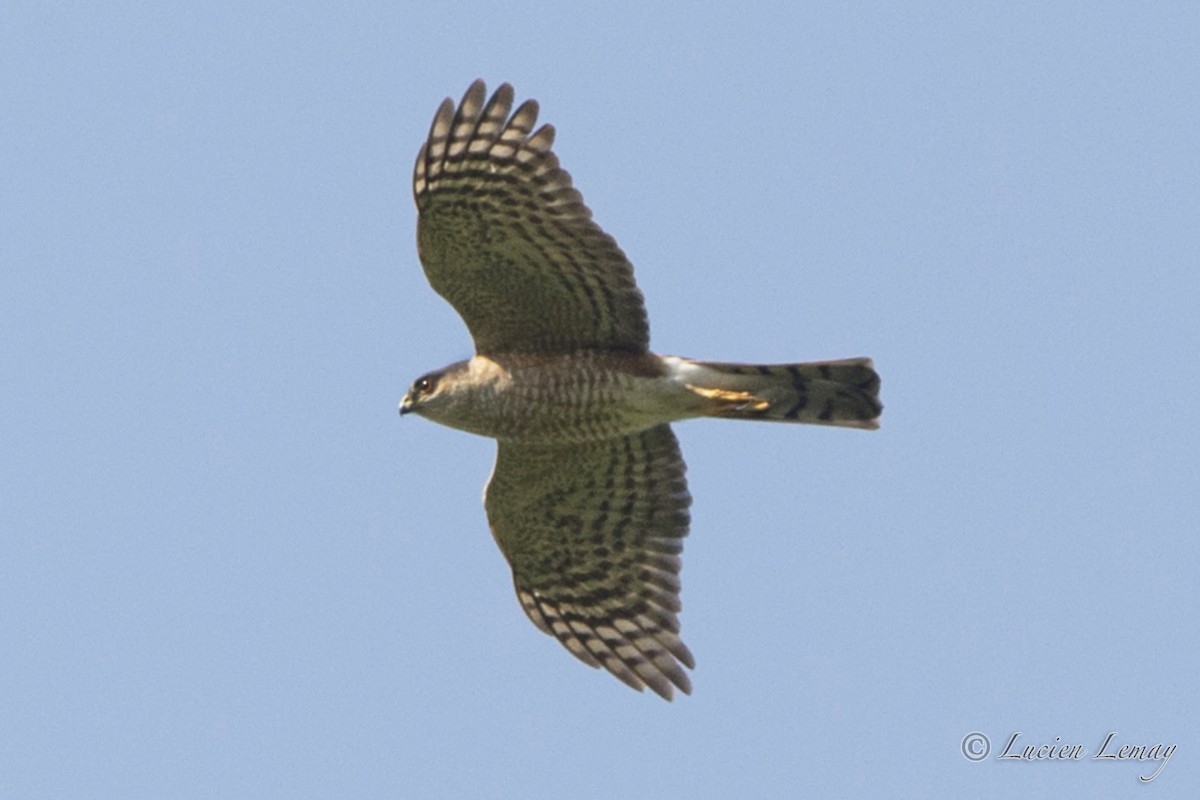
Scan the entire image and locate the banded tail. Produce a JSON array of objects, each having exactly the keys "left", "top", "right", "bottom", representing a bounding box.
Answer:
[{"left": 674, "top": 357, "right": 882, "bottom": 429}]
